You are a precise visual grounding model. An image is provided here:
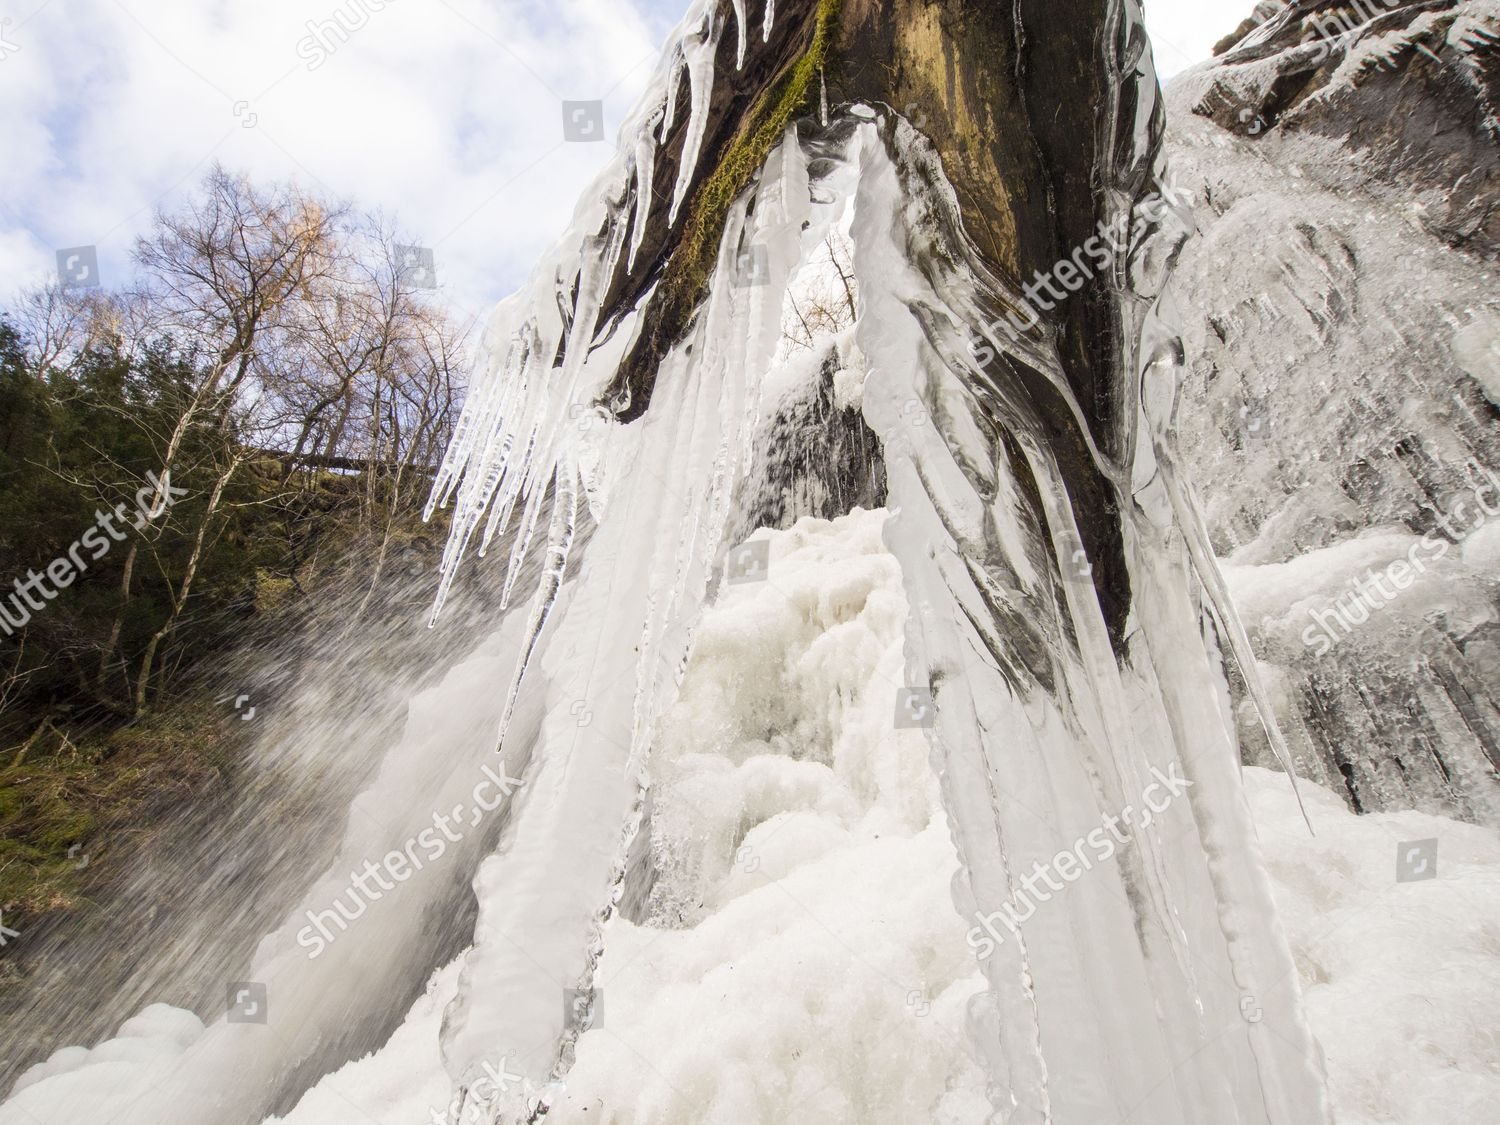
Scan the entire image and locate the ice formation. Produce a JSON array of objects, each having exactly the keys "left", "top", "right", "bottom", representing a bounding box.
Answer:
[
  {"left": 2, "top": 509, "right": 1413, "bottom": 1125},
  {"left": 415, "top": 78, "right": 1331, "bottom": 1125},
  {"left": 1165, "top": 0, "right": 1500, "bottom": 822},
  {"left": 7, "top": 3, "right": 1497, "bottom": 1124},
  {"left": 314, "top": 1, "right": 1333, "bottom": 1118},
  {"left": 191, "top": 517, "right": 1500, "bottom": 1123}
]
